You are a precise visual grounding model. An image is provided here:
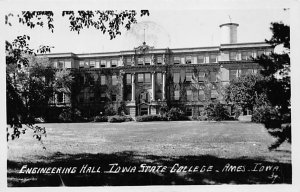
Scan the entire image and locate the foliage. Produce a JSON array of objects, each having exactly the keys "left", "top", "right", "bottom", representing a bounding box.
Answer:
[
  {"left": 108, "top": 115, "right": 132, "bottom": 123},
  {"left": 94, "top": 116, "right": 108, "bottom": 122},
  {"left": 167, "top": 107, "right": 188, "bottom": 121},
  {"left": 6, "top": 10, "right": 149, "bottom": 142},
  {"left": 58, "top": 108, "right": 83, "bottom": 122},
  {"left": 205, "top": 102, "right": 230, "bottom": 121},
  {"left": 104, "top": 104, "right": 117, "bottom": 116},
  {"left": 136, "top": 115, "right": 168, "bottom": 122},
  {"left": 6, "top": 10, "right": 149, "bottom": 39},
  {"left": 254, "top": 21, "right": 291, "bottom": 150},
  {"left": 225, "top": 74, "right": 265, "bottom": 114}
]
